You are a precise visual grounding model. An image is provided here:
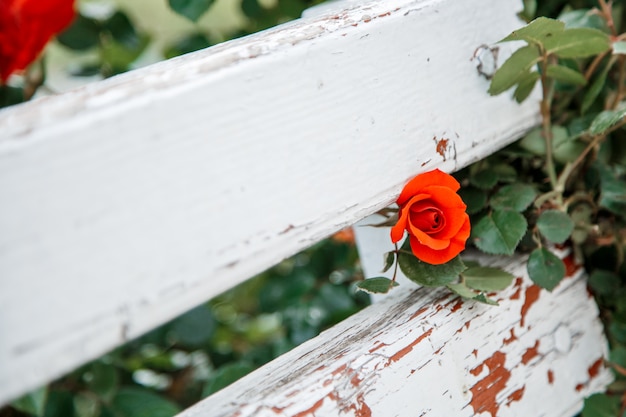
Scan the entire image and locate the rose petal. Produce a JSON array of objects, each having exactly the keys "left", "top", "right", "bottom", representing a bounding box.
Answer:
[
  {"left": 397, "top": 169, "right": 460, "bottom": 205},
  {"left": 420, "top": 186, "right": 468, "bottom": 240},
  {"left": 390, "top": 193, "right": 430, "bottom": 243},
  {"left": 407, "top": 221, "right": 450, "bottom": 250}
]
